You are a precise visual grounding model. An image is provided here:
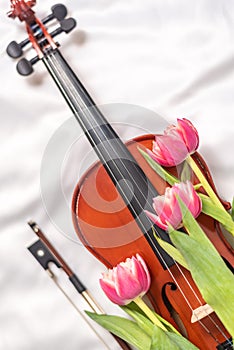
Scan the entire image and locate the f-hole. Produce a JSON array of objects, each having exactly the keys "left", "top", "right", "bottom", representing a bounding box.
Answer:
[{"left": 162, "top": 282, "right": 188, "bottom": 337}]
